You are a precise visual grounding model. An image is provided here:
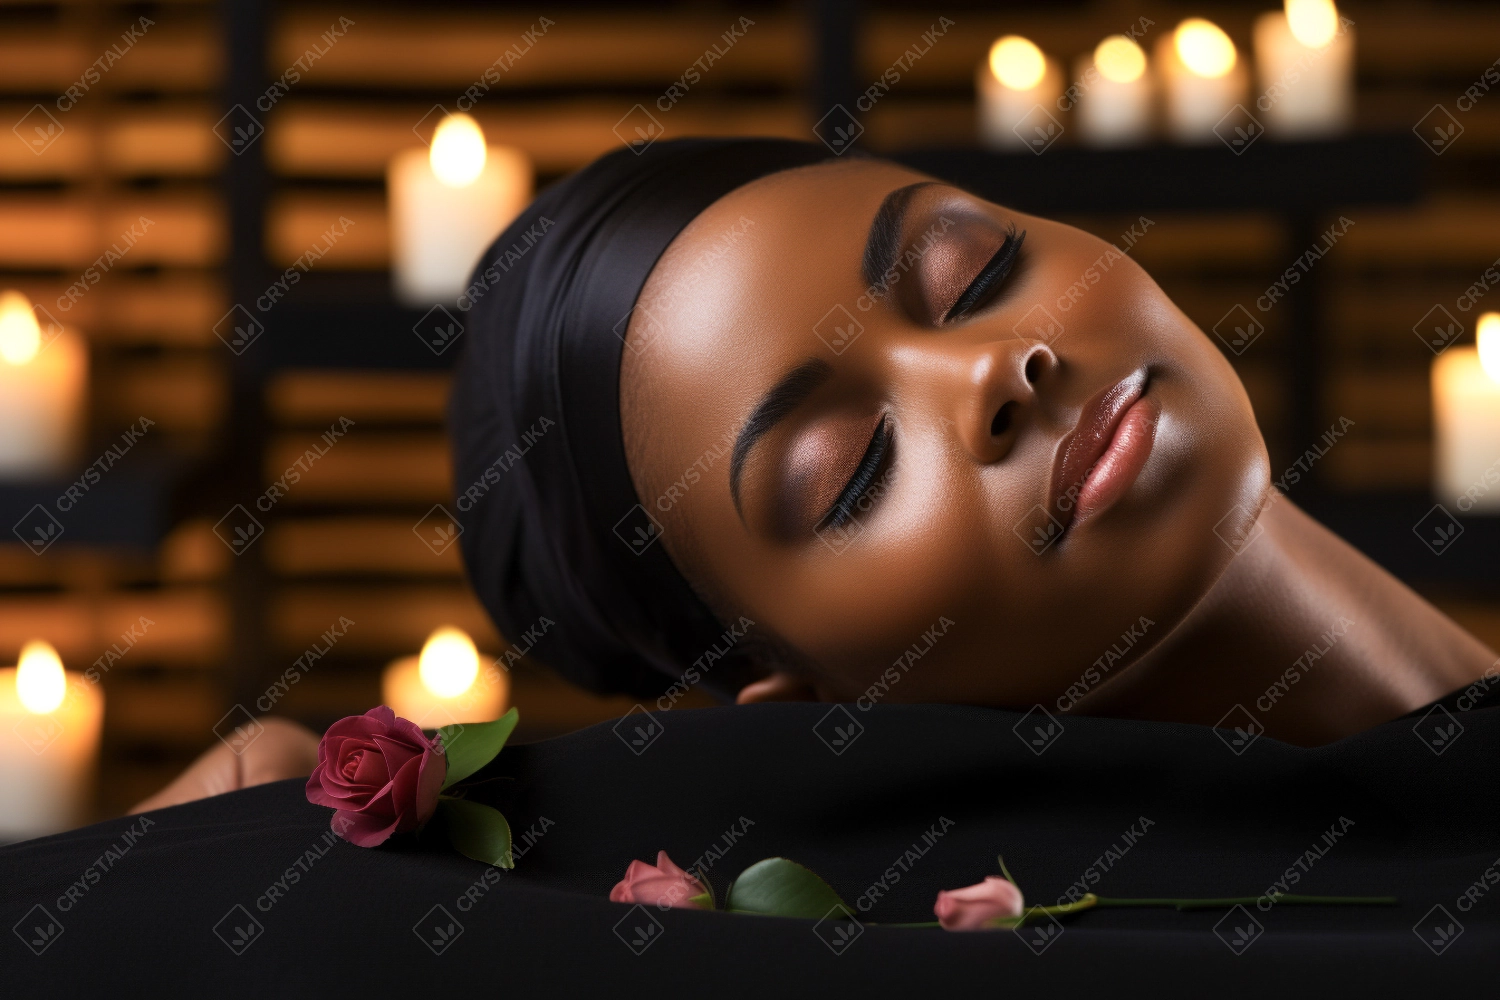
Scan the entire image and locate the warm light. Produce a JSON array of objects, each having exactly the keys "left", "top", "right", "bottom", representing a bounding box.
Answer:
[
  {"left": 1286, "top": 0, "right": 1339, "bottom": 49},
  {"left": 1174, "top": 18, "right": 1237, "bottom": 79},
  {"left": 429, "top": 114, "right": 487, "bottom": 188},
  {"left": 989, "top": 36, "right": 1046, "bottom": 91},
  {"left": 16, "top": 640, "right": 65, "bottom": 715},
  {"left": 1479, "top": 313, "right": 1500, "bottom": 385},
  {"left": 0, "top": 290, "right": 41, "bottom": 366},
  {"left": 1094, "top": 35, "right": 1147, "bottom": 84},
  {"left": 418, "top": 627, "right": 479, "bottom": 698}
]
